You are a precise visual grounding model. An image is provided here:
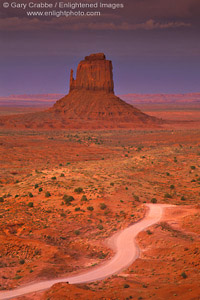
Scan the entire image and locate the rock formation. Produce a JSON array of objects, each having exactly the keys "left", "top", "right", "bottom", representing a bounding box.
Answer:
[
  {"left": 0, "top": 53, "right": 161, "bottom": 129},
  {"left": 69, "top": 53, "right": 114, "bottom": 93}
]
